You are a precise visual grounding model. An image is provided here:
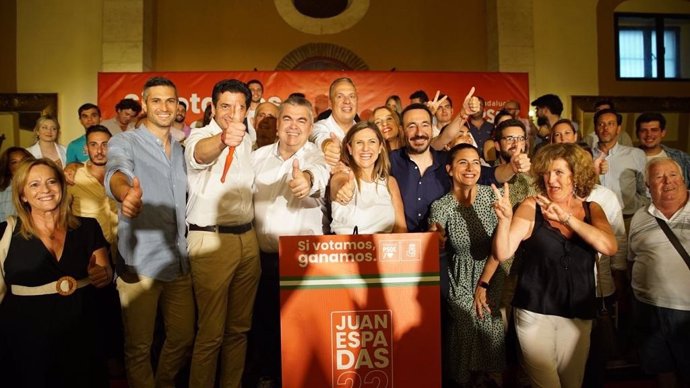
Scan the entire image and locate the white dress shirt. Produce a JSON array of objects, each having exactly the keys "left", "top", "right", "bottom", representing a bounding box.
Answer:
[
  {"left": 252, "top": 142, "right": 329, "bottom": 253},
  {"left": 587, "top": 184, "right": 628, "bottom": 297},
  {"left": 309, "top": 114, "right": 355, "bottom": 149},
  {"left": 185, "top": 119, "right": 255, "bottom": 227},
  {"left": 593, "top": 142, "right": 649, "bottom": 216}
]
